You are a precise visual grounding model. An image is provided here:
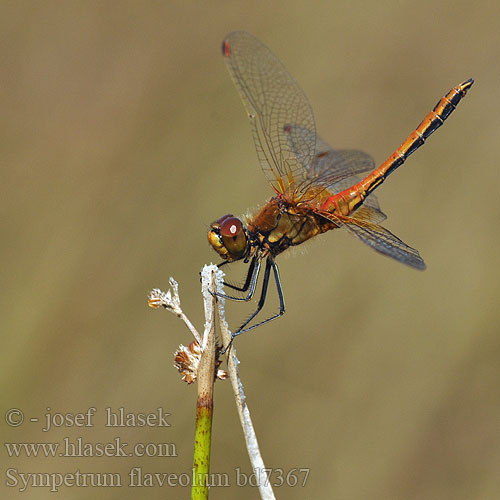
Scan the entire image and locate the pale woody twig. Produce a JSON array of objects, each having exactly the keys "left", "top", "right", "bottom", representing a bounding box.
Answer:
[
  {"left": 200, "top": 266, "right": 217, "bottom": 352},
  {"left": 148, "top": 278, "right": 202, "bottom": 345},
  {"left": 212, "top": 267, "right": 276, "bottom": 500}
]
